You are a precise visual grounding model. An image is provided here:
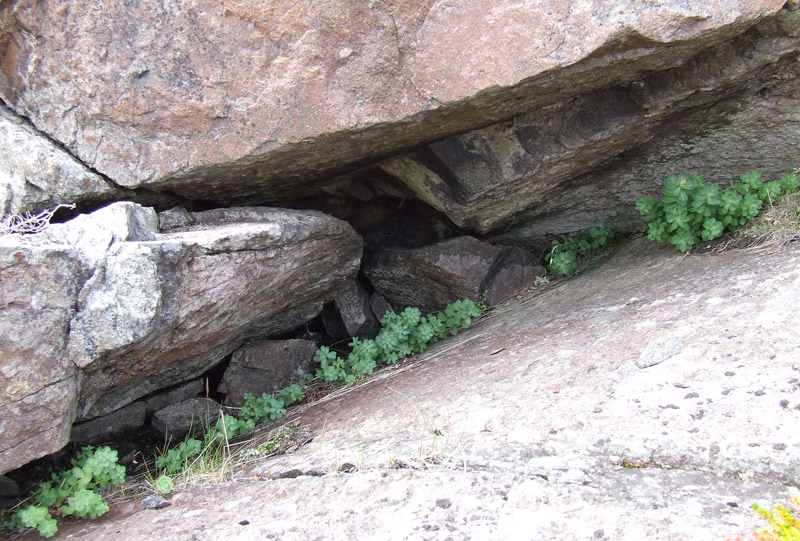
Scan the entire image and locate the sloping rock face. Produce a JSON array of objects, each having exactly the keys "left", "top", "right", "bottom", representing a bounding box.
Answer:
[
  {"left": 0, "top": 202, "right": 361, "bottom": 473},
  {"left": 54, "top": 240, "right": 800, "bottom": 540},
  {"left": 0, "top": 0, "right": 789, "bottom": 210}
]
